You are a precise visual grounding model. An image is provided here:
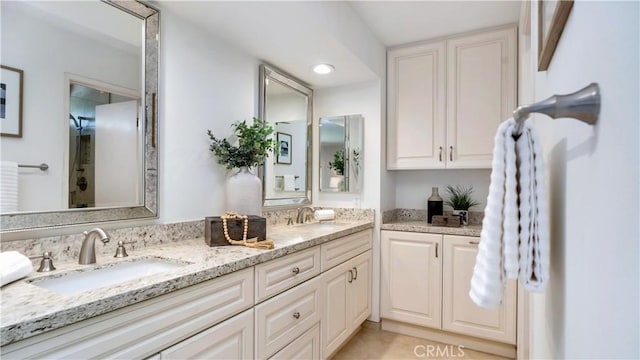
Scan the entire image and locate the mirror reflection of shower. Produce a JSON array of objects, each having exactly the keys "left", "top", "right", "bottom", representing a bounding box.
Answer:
[{"left": 68, "top": 82, "right": 137, "bottom": 208}]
